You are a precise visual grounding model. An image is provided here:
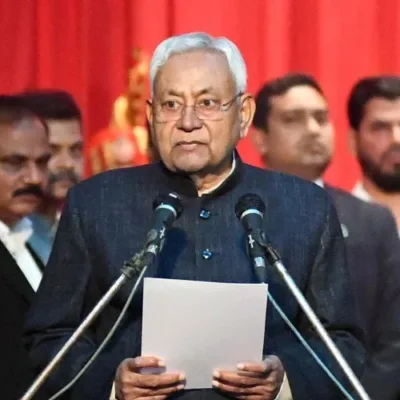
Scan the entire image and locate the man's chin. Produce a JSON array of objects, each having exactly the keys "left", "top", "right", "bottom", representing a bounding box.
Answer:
[
  {"left": 302, "top": 153, "right": 331, "bottom": 166},
  {"left": 12, "top": 203, "right": 40, "bottom": 218},
  {"left": 298, "top": 158, "right": 330, "bottom": 178},
  {"left": 368, "top": 173, "right": 400, "bottom": 193},
  {"left": 172, "top": 159, "right": 209, "bottom": 175},
  {"left": 358, "top": 155, "right": 400, "bottom": 192}
]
